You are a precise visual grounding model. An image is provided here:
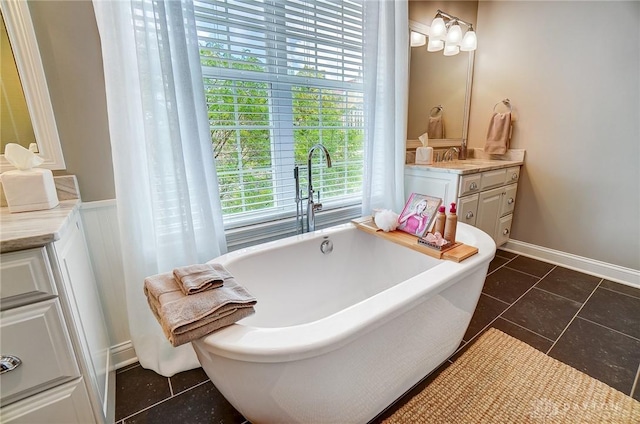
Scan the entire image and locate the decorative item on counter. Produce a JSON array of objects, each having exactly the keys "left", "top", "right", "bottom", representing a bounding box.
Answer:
[
  {"left": 0, "top": 143, "right": 59, "bottom": 213},
  {"left": 415, "top": 133, "right": 433, "bottom": 165},
  {"left": 459, "top": 143, "right": 468, "bottom": 160},
  {"left": 372, "top": 209, "right": 399, "bottom": 232},
  {"left": 433, "top": 205, "right": 446, "bottom": 236},
  {"left": 444, "top": 202, "right": 458, "bottom": 244},
  {"left": 397, "top": 193, "right": 442, "bottom": 237}
]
